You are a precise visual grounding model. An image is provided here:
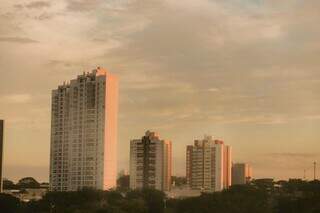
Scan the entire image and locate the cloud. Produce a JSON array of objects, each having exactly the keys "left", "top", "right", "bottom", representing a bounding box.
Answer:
[
  {"left": 65, "top": 0, "right": 136, "bottom": 13},
  {"left": 266, "top": 153, "right": 319, "bottom": 159},
  {"left": 249, "top": 152, "right": 320, "bottom": 179},
  {"left": 1, "top": 0, "right": 320, "bottom": 180},
  {"left": 13, "top": 4, "right": 24, "bottom": 9},
  {"left": 47, "top": 60, "right": 74, "bottom": 67},
  {"left": 25, "top": 1, "right": 51, "bottom": 9},
  {"left": 0, "top": 37, "right": 38, "bottom": 44},
  {"left": 66, "top": 0, "right": 104, "bottom": 12},
  {"left": 1, "top": 94, "right": 32, "bottom": 104},
  {"left": 207, "top": 88, "right": 220, "bottom": 93},
  {"left": 301, "top": 115, "right": 320, "bottom": 121},
  {"left": 13, "top": 1, "right": 51, "bottom": 10},
  {"left": 3, "top": 165, "right": 48, "bottom": 182},
  {"left": 35, "top": 12, "right": 53, "bottom": 20},
  {"left": 103, "top": 0, "right": 320, "bottom": 126}
]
